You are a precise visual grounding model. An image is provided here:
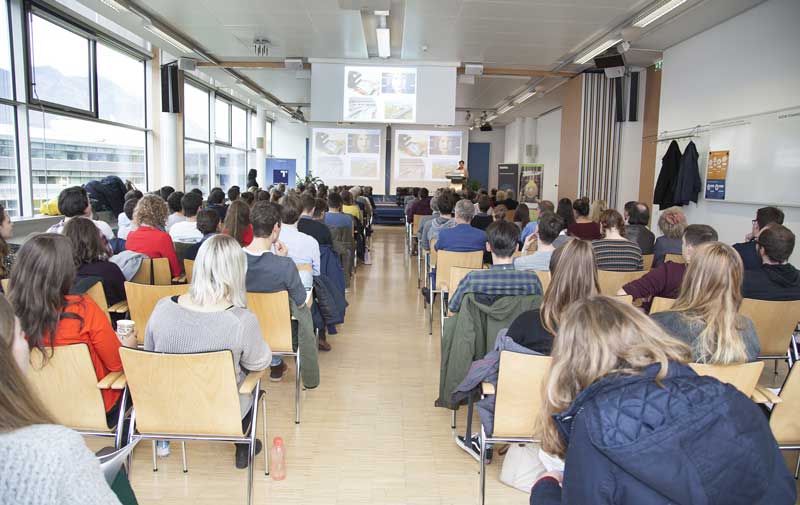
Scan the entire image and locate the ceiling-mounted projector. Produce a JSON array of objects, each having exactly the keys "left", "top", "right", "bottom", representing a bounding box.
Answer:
[
  {"left": 479, "top": 122, "right": 493, "bottom": 132},
  {"left": 594, "top": 48, "right": 626, "bottom": 79}
]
